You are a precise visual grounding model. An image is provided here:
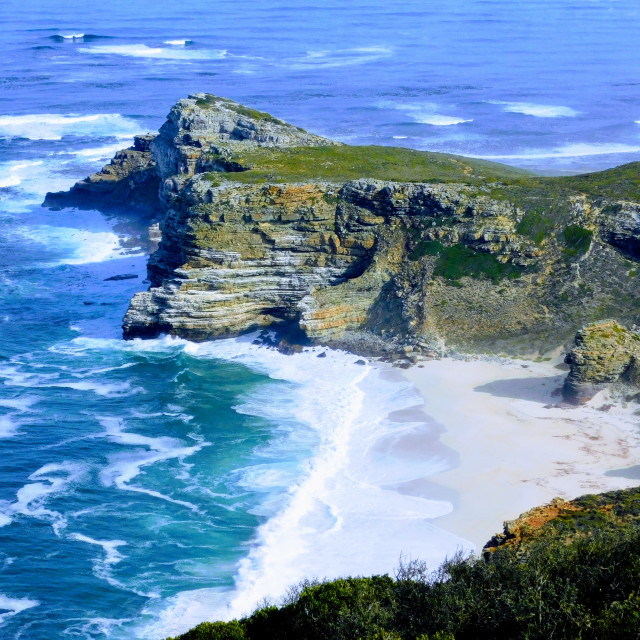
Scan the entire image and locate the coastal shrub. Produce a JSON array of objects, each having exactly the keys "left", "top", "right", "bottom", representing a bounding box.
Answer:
[
  {"left": 167, "top": 508, "right": 640, "bottom": 640},
  {"left": 167, "top": 620, "right": 246, "bottom": 640},
  {"left": 563, "top": 225, "right": 593, "bottom": 258},
  {"left": 516, "top": 207, "right": 554, "bottom": 244},
  {"left": 409, "top": 240, "right": 444, "bottom": 261},
  {"left": 433, "top": 244, "right": 523, "bottom": 283}
]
